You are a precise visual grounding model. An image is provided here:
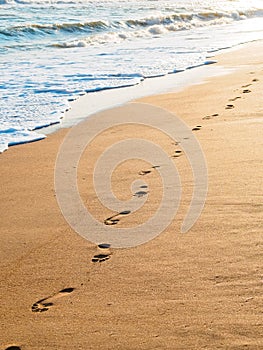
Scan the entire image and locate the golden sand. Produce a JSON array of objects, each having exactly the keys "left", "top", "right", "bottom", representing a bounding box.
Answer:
[{"left": 1, "top": 41, "right": 262, "bottom": 349}]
